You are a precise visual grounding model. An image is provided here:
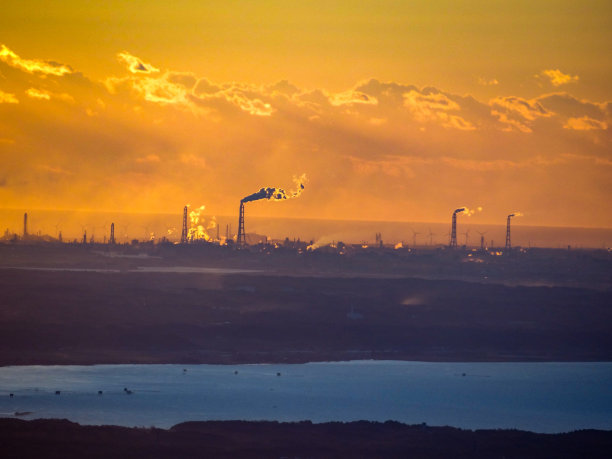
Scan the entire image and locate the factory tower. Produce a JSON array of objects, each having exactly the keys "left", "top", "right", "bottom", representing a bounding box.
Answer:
[
  {"left": 237, "top": 202, "right": 246, "bottom": 246},
  {"left": 505, "top": 214, "right": 515, "bottom": 250},
  {"left": 449, "top": 208, "right": 464, "bottom": 248},
  {"left": 181, "top": 206, "right": 188, "bottom": 244}
]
